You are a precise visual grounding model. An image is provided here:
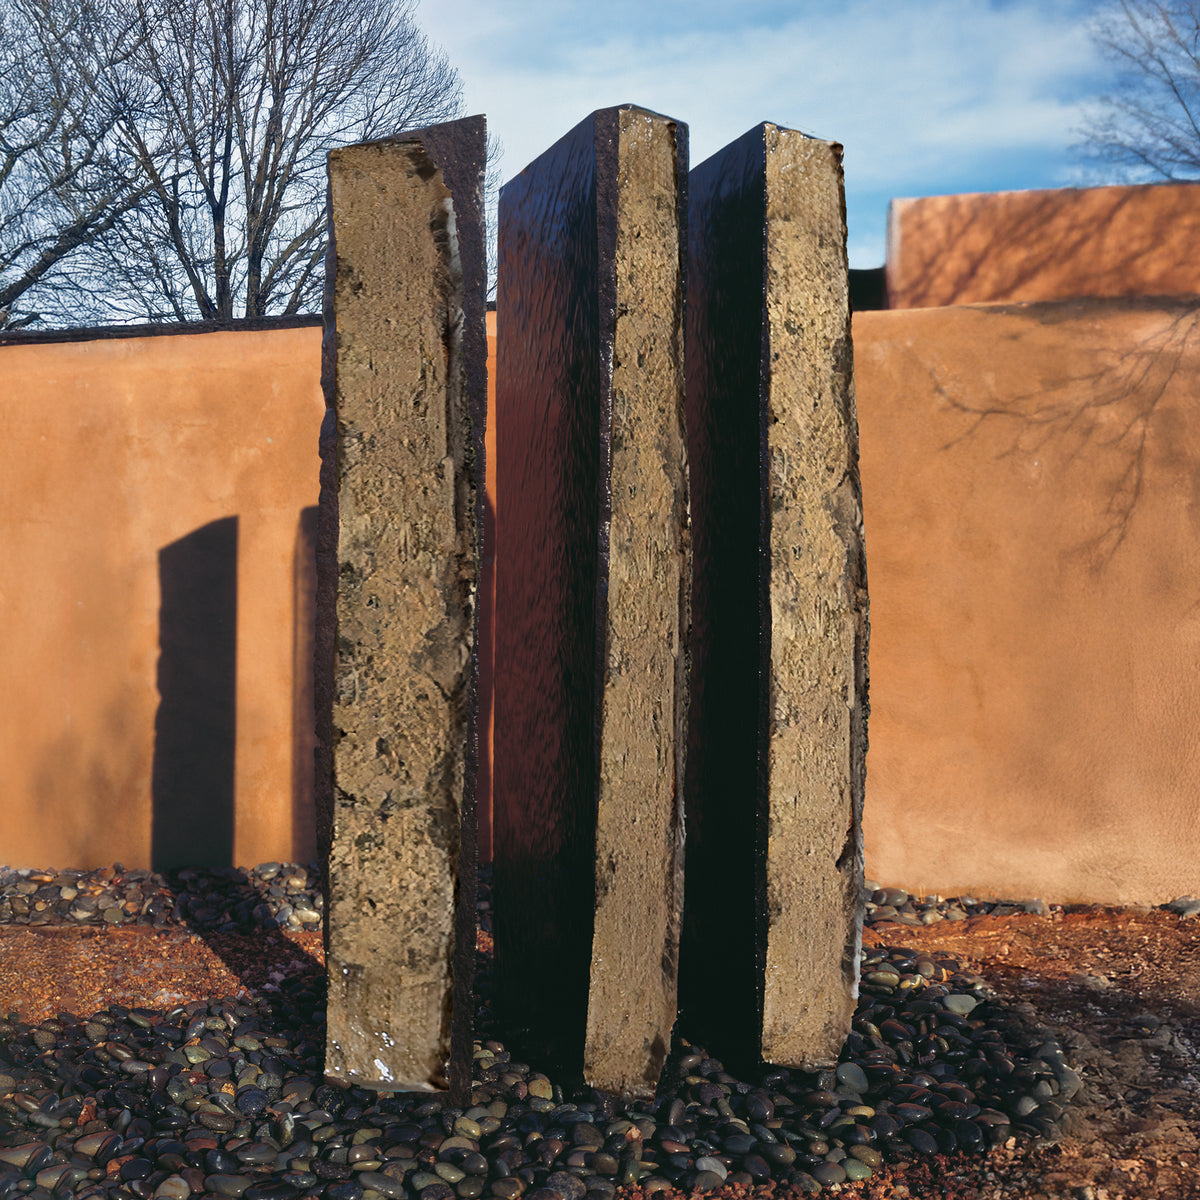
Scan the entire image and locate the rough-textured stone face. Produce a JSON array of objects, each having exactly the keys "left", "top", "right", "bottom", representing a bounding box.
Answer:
[
  {"left": 585, "top": 107, "right": 689, "bottom": 1096},
  {"left": 494, "top": 105, "right": 688, "bottom": 1097},
  {"left": 682, "top": 123, "right": 867, "bottom": 1072},
  {"left": 323, "top": 119, "right": 485, "bottom": 1096},
  {"left": 759, "top": 128, "right": 867, "bottom": 1067}
]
